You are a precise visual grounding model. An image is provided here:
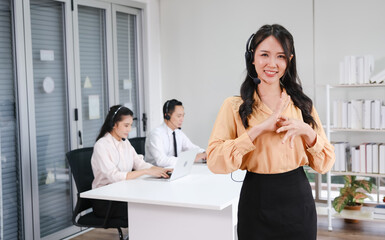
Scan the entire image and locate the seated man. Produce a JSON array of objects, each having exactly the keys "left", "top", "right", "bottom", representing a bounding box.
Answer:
[{"left": 145, "top": 99, "right": 207, "bottom": 167}]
